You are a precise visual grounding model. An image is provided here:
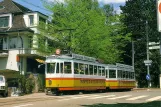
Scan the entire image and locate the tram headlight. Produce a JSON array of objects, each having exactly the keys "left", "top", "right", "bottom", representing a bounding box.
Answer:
[{"left": 48, "top": 79, "right": 52, "bottom": 85}]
